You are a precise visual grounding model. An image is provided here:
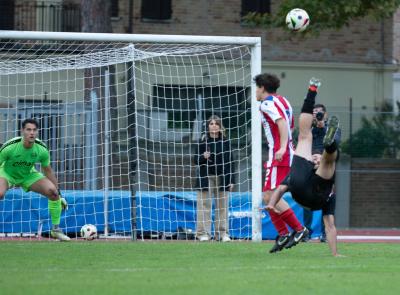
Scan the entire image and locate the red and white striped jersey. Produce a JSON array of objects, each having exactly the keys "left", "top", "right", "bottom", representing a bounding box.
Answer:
[{"left": 260, "top": 94, "right": 294, "bottom": 167}]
